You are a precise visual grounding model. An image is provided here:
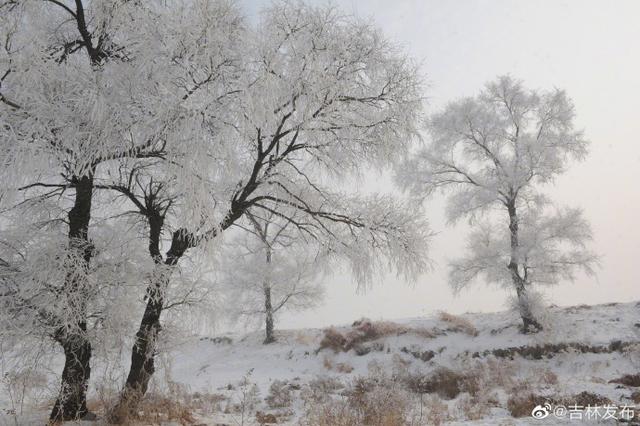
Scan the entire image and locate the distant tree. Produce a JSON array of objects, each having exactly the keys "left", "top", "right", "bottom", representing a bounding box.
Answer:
[
  {"left": 399, "top": 76, "right": 597, "bottom": 332},
  {"left": 221, "top": 212, "right": 325, "bottom": 344}
]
